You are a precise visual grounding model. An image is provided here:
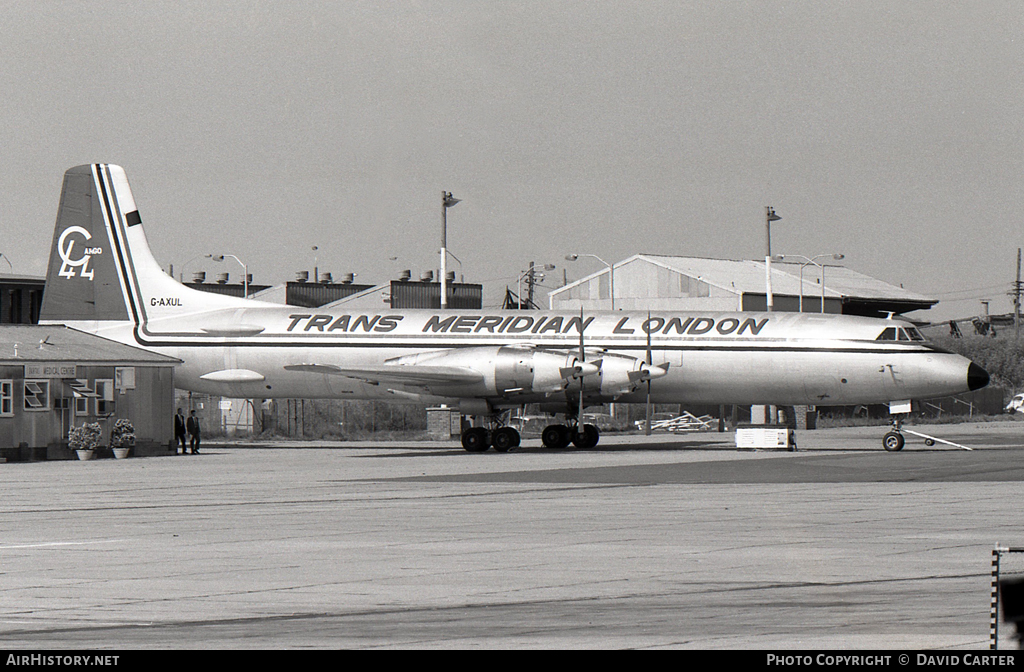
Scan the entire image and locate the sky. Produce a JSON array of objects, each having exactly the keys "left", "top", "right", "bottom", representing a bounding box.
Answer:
[{"left": 1, "top": 1, "right": 1021, "bottom": 320}]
